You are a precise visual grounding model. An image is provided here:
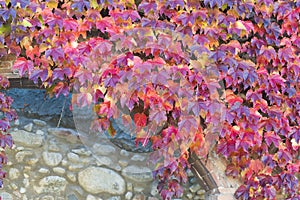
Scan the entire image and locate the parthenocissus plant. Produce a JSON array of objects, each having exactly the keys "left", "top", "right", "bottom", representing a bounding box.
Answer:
[{"left": 0, "top": 0, "right": 299, "bottom": 199}]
